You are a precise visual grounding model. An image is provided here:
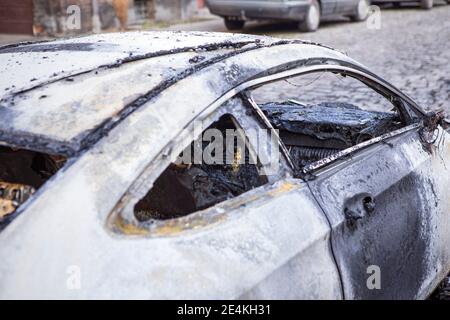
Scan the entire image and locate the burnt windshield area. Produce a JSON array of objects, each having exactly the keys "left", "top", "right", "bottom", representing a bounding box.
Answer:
[
  {"left": 252, "top": 71, "right": 404, "bottom": 168},
  {"left": 261, "top": 101, "right": 402, "bottom": 167},
  {"left": 0, "top": 146, "right": 66, "bottom": 221},
  {"left": 134, "top": 114, "right": 268, "bottom": 222}
]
